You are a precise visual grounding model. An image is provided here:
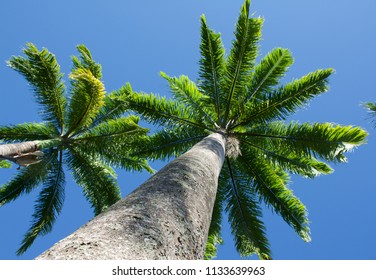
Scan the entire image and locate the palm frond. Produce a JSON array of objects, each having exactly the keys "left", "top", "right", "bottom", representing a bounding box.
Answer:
[
  {"left": 17, "top": 148, "right": 65, "bottom": 255},
  {"left": 0, "top": 150, "right": 54, "bottom": 206},
  {"left": 364, "top": 102, "right": 376, "bottom": 127},
  {"left": 91, "top": 84, "right": 132, "bottom": 127},
  {"left": 161, "top": 72, "right": 218, "bottom": 128},
  {"left": 222, "top": 0, "right": 263, "bottom": 124},
  {"left": 224, "top": 158, "right": 271, "bottom": 259},
  {"left": 245, "top": 48, "right": 294, "bottom": 103},
  {"left": 66, "top": 147, "right": 121, "bottom": 215},
  {"left": 139, "top": 127, "right": 207, "bottom": 161},
  {"left": 72, "top": 45, "right": 102, "bottom": 79},
  {"left": 238, "top": 151, "right": 311, "bottom": 242},
  {"left": 0, "top": 122, "right": 58, "bottom": 142},
  {"left": 198, "top": 15, "right": 226, "bottom": 120},
  {"left": 65, "top": 68, "right": 106, "bottom": 136},
  {"left": 122, "top": 91, "right": 210, "bottom": 131},
  {"left": 240, "top": 136, "right": 333, "bottom": 178},
  {"left": 7, "top": 43, "right": 66, "bottom": 132},
  {"left": 236, "top": 68, "right": 334, "bottom": 128},
  {"left": 0, "top": 160, "right": 12, "bottom": 168},
  {"left": 241, "top": 121, "right": 368, "bottom": 163},
  {"left": 75, "top": 116, "right": 152, "bottom": 173}
]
